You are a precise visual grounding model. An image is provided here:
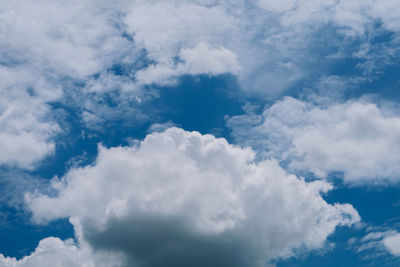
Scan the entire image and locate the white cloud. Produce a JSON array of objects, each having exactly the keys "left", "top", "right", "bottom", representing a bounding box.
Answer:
[
  {"left": 0, "top": 67, "right": 60, "bottom": 169},
  {"left": 125, "top": 0, "right": 305, "bottom": 92},
  {"left": 21, "top": 128, "right": 359, "bottom": 266},
  {"left": 369, "top": 0, "right": 400, "bottom": 32},
  {"left": 0, "top": 0, "right": 131, "bottom": 79},
  {"left": 125, "top": 1, "right": 239, "bottom": 85},
  {"left": 123, "top": 0, "right": 400, "bottom": 94},
  {"left": 349, "top": 229, "right": 400, "bottom": 260},
  {"left": 147, "top": 121, "right": 179, "bottom": 133},
  {"left": 0, "top": 0, "right": 245, "bottom": 150},
  {"left": 383, "top": 232, "right": 400, "bottom": 256},
  {"left": 179, "top": 42, "right": 240, "bottom": 75},
  {"left": 0, "top": 1, "right": 399, "bottom": 265},
  {"left": 1, "top": 0, "right": 400, "bottom": 154},
  {"left": 228, "top": 97, "right": 400, "bottom": 183},
  {"left": 258, "top": 0, "right": 400, "bottom": 36},
  {"left": 0, "top": 237, "right": 123, "bottom": 267},
  {"left": 1, "top": 0, "right": 399, "bottom": 94},
  {"left": 0, "top": 0, "right": 134, "bottom": 168},
  {"left": 124, "top": 1, "right": 235, "bottom": 66},
  {"left": 135, "top": 42, "right": 240, "bottom": 85}
]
